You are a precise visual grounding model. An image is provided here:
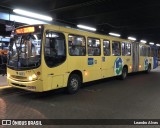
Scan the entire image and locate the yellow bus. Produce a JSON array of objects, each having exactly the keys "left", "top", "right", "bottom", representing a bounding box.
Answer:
[{"left": 7, "top": 24, "right": 154, "bottom": 93}]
